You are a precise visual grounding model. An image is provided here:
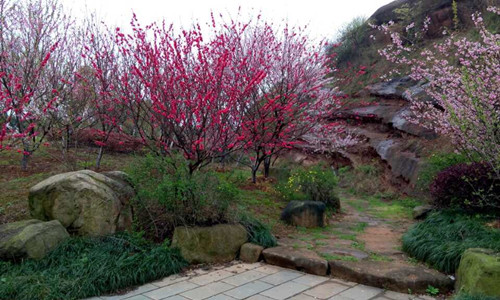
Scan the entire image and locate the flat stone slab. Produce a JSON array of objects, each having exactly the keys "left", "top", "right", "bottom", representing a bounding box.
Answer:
[
  {"left": 316, "top": 247, "right": 369, "bottom": 260},
  {"left": 329, "top": 260, "right": 454, "bottom": 294},
  {"left": 262, "top": 246, "right": 328, "bottom": 276}
]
